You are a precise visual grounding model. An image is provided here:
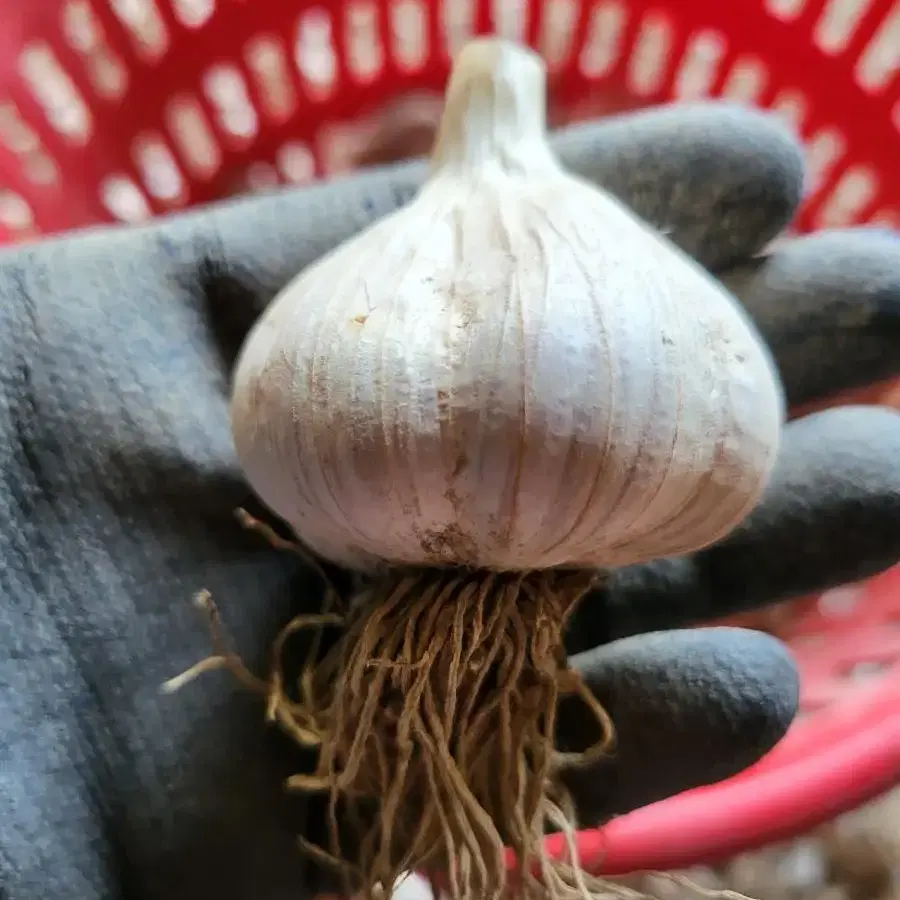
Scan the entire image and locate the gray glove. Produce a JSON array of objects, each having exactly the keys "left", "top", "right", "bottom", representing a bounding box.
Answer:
[{"left": 1, "top": 104, "right": 899, "bottom": 900}]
